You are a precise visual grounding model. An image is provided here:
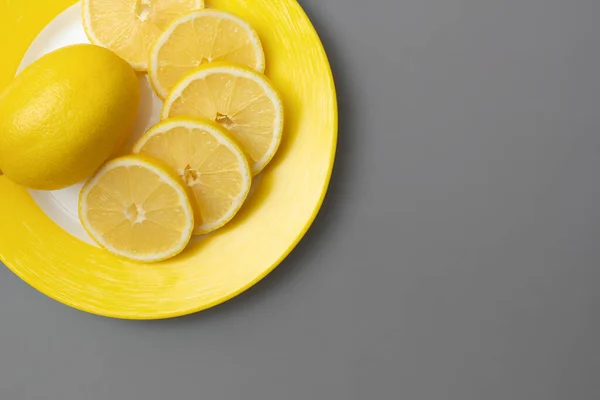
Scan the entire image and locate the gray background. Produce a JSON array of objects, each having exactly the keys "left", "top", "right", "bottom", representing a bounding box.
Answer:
[{"left": 1, "top": 0, "right": 600, "bottom": 398}]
